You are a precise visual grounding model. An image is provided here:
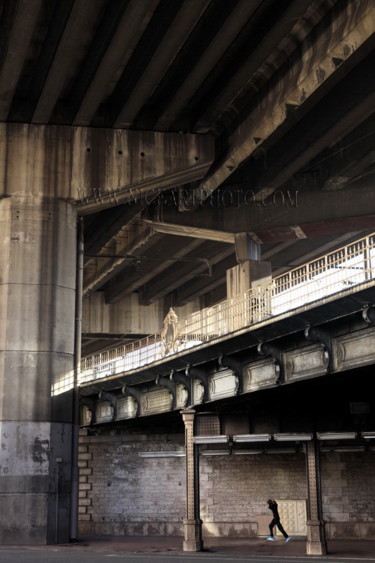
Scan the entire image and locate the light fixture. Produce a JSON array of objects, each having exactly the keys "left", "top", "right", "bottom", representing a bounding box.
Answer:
[
  {"left": 273, "top": 433, "right": 312, "bottom": 442},
  {"left": 139, "top": 451, "right": 185, "bottom": 458},
  {"left": 233, "top": 449, "right": 263, "bottom": 455},
  {"left": 265, "top": 448, "right": 296, "bottom": 454},
  {"left": 201, "top": 450, "right": 230, "bottom": 456},
  {"left": 316, "top": 432, "right": 357, "bottom": 441},
  {"left": 332, "top": 445, "right": 365, "bottom": 453},
  {"left": 233, "top": 433, "right": 271, "bottom": 443},
  {"left": 193, "top": 435, "right": 229, "bottom": 445},
  {"left": 361, "top": 431, "right": 375, "bottom": 439}
]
